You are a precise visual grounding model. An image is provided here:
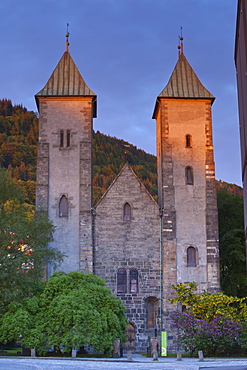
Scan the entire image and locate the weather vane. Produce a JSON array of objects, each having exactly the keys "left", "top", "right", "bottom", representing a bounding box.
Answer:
[
  {"left": 66, "top": 23, "right": 70, "bottom": 52},
  {"left": 178, "top": 26, "right": 184, "bottom": 57}
]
